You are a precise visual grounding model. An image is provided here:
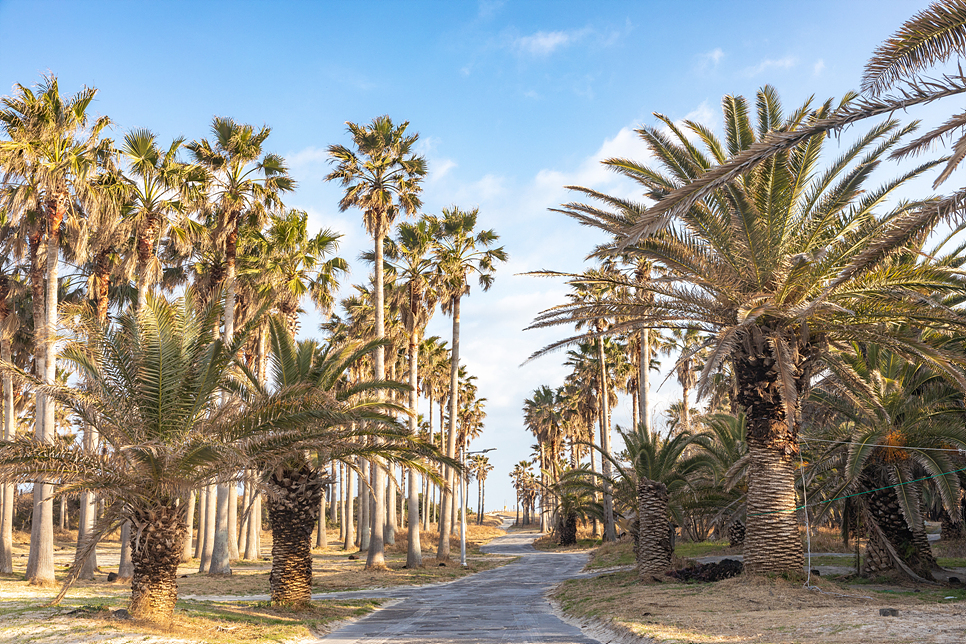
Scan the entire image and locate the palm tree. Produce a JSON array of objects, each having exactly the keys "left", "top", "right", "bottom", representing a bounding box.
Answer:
[
  {"left": 419, "top": 336, "right": 450, "bottom": 528},
  {"left": 187, "top": 117, "right": 294, "bottom": 574},
  {"left": 385, "top": 217, "right": 440, "bottom": 566},
  {"left": 430, "top": 206, "right": 507, "bottom": 559},
  {"left": 807, "top": 344, "right": 966, "bottom": 580},
  {"left": 534, "top": 87, "right": 966, "bottom": 573},
  {"left": 261, "top": 317, "right": 446, "bottom": 604},
  {"left": 0, "top": 74, "right": 112, "bottom": 584},
  {"left": 118, "top": 129, "right": 203, "bottom": 312},
  {"left": 468, "top": 454, "right": 493, "bottom": 524},
  {"left": 326, "top": 115, "right": 426, "bottom": 569}
]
